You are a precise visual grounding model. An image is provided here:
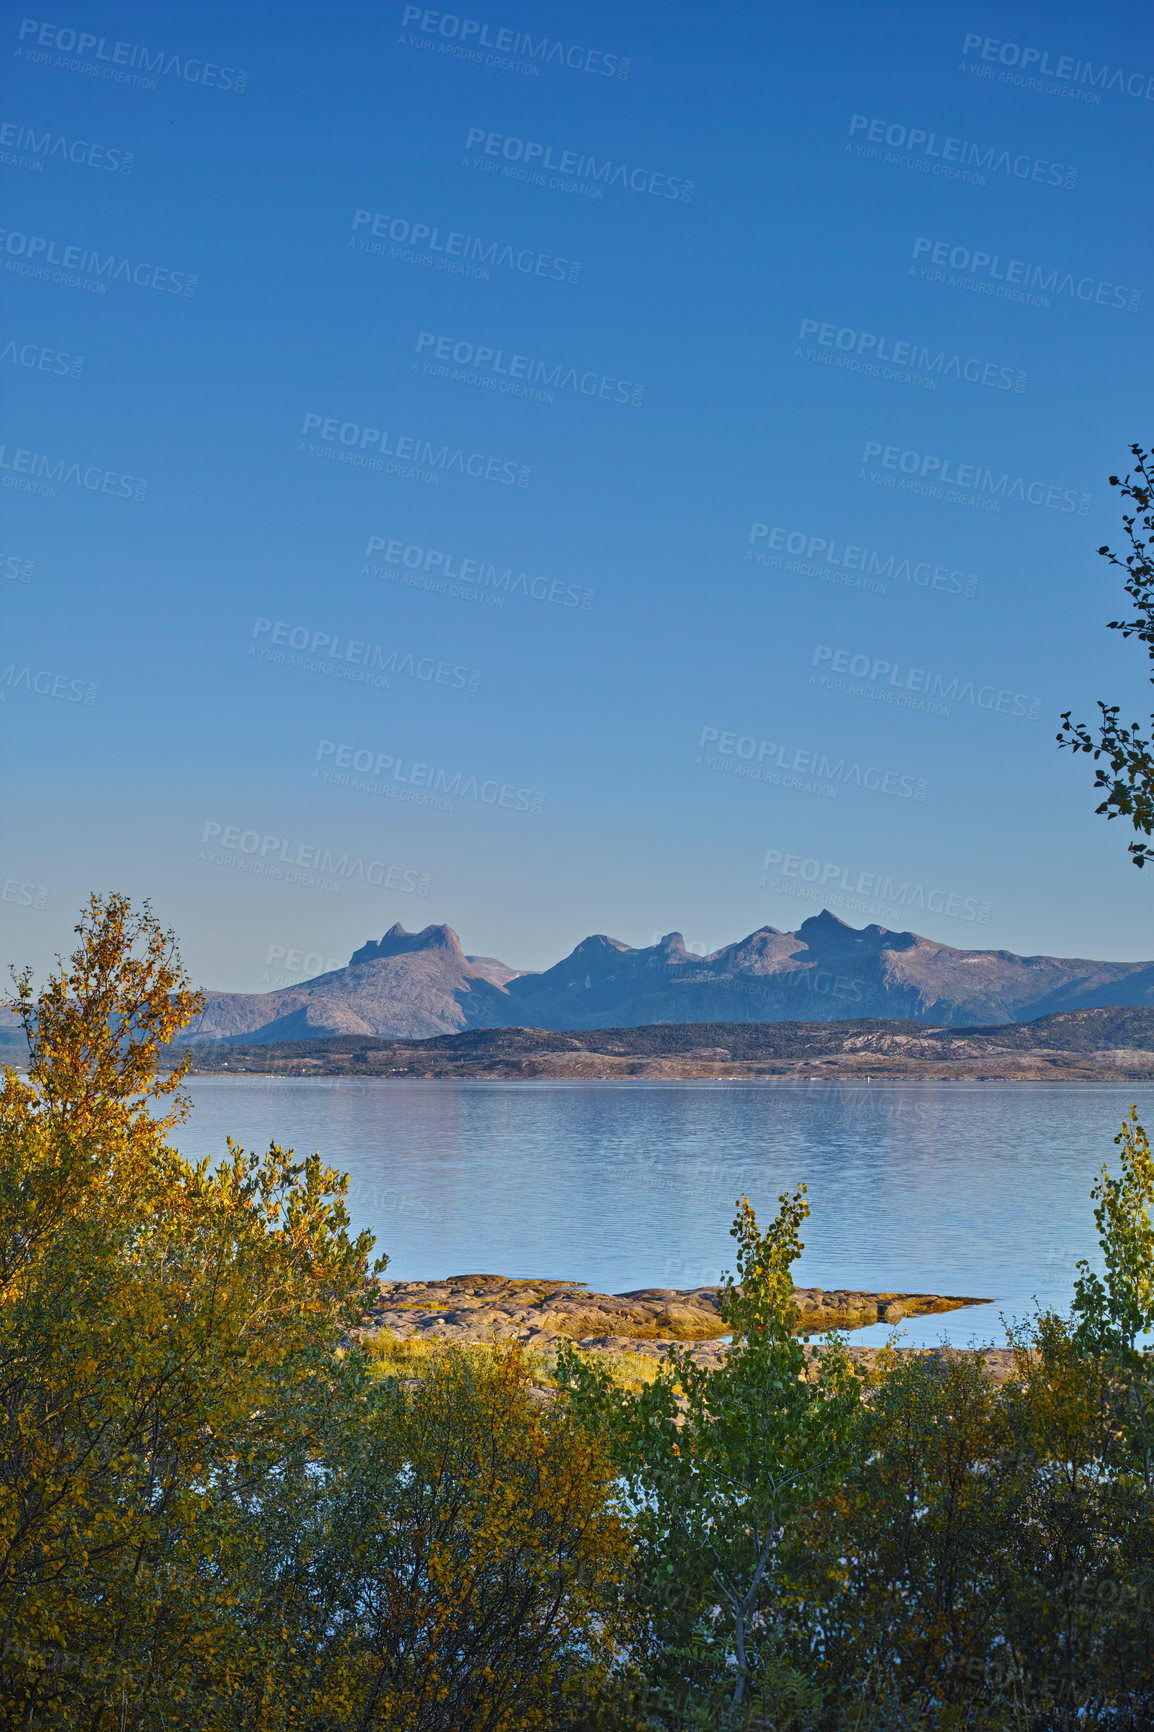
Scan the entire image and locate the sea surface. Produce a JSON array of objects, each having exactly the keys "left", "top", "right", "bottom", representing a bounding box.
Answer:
[{"left": 179, "top": 1079, "right": 1154, "bottom": 1348}]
